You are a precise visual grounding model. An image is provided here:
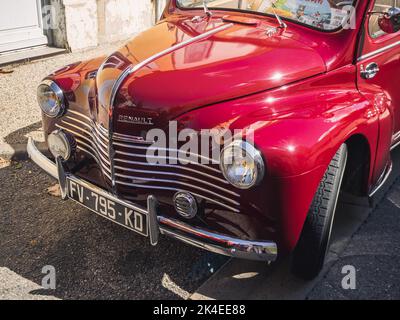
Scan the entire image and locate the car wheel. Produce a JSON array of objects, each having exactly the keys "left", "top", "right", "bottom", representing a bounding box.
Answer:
[{"left": 291, "top": 144, "right": 348, "bottom": 280}]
